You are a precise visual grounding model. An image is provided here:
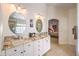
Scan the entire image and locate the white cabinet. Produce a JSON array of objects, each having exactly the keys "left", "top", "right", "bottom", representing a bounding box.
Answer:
[
  {"left": 33, "top": 39, "right": 45, "bottom": 56},
  {"left": 38, "top": 39, "right": 44, "bottom": 56},
  {"left": 24, "top": 42, "right": 33, "bottom": 56},
  {"left": 33, "top": 40, "right": 39, "bottom": 56},
  {"left": 43, "top": 36, "right": 50, "bottom": 53},
  {"left": 5, "top": 45, "right": 24, "bottom": 56},
  {"left": 1, "top": 50, "right": 5, "bottom": 56},
  {"left": 4, "top": 36, "right": 50, "bottom": 56},
  {"left": 5, "top": 48, "right": 17, "bottom": 56}
]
